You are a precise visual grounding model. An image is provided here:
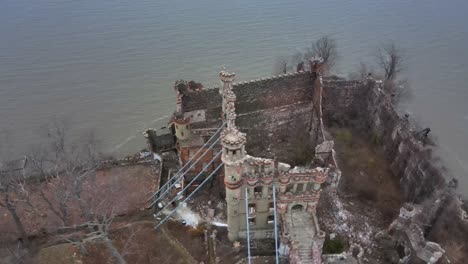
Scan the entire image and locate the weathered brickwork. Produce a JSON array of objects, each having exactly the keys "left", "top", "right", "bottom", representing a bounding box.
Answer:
[
  {"left": 169, "top": 63, "right": 465, "bottom": 263},
  {"left": 322, "top": 76, "right": 368, "bottom": 126},
  {"left": 178, "top": 146, "right": 218, "bottom": 178},
  {"left": 180, "top": 72, "right": 315, "bottom": 159}
]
